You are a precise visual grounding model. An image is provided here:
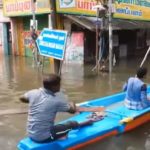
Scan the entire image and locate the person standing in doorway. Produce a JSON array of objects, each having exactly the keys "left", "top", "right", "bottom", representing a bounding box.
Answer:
[{"left": 112, "top": 33, "right": 119, "bottom": 66}]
